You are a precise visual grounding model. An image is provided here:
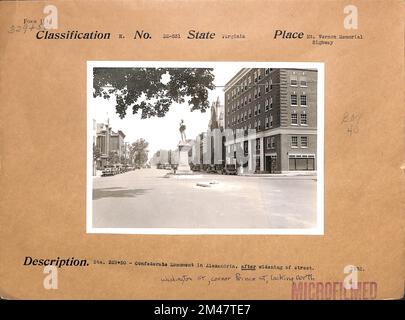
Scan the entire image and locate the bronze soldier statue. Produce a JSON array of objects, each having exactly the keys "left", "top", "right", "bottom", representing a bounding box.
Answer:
[{"left": 179, "top": 119, "right": 186, "bottom": 142}]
